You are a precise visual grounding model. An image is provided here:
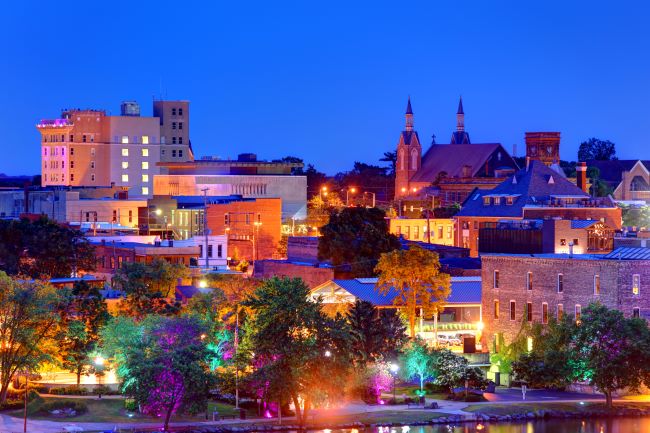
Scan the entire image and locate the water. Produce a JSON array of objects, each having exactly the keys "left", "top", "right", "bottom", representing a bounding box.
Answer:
[{"left": 314, "top": 419, "right": 650, "bottom": 433}]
